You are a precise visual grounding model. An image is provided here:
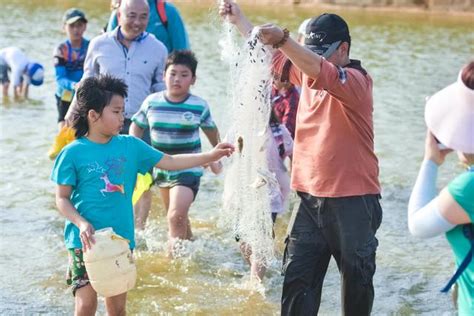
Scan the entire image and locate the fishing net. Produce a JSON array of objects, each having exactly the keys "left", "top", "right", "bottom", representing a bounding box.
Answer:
[{"left": 219, "top": 23, "right": 276, "bottom": 266}]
